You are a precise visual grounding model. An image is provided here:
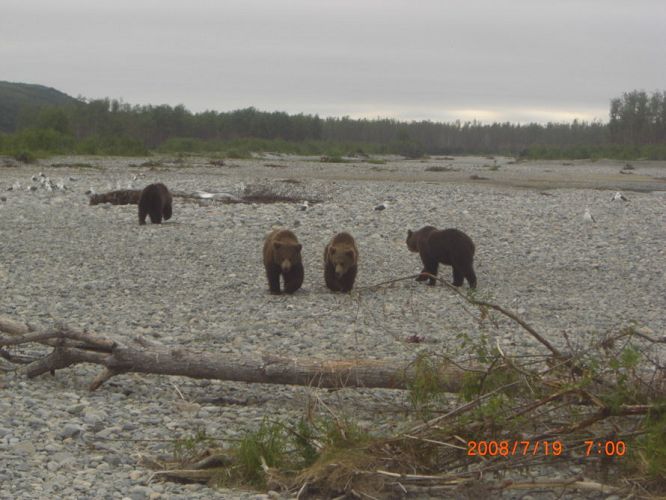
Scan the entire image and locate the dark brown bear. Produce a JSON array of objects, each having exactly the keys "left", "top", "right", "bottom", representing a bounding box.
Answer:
[
  {"left": 263, "top": 229, "right": 304, "bottom": 294},
  {"left": 324, "top": 232, "right": 358, "bottom": 292},
  {"left": 138, "top": 183, "right": 172, "bottom": 225},
  {"left": 406, "top": 226, "right": 477, "bottom": 288}
]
